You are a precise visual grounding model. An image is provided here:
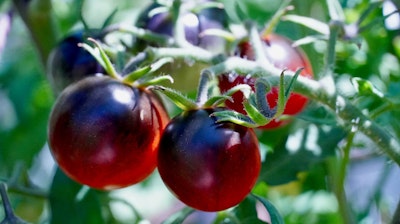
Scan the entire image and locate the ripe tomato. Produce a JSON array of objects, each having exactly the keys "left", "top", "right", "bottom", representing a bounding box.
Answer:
[
  {"left": 218, "top": 34, "right": 314, "bottom": 129},
  {"left": 136, "top": 1, "right": 227, "bottom": 53},
  {"left": 158, "top": 108, "right": 261, "bottom": 212},
  {"left": 47, "top": 31, "right": 105, "bottom": 94},
  {"left": 48, "top": 76, "right": 169, "bottom": 190},
  {"left": 136, "top": 1, "right": 228, "bottom": 92}
]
